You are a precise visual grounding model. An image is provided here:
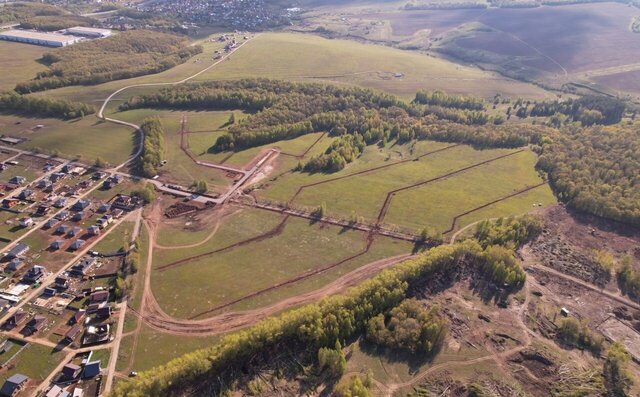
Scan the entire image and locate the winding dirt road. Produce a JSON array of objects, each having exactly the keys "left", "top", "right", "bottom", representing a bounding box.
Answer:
[{"left": 133, "top": 214, "right": 412, "bottom": 336}]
